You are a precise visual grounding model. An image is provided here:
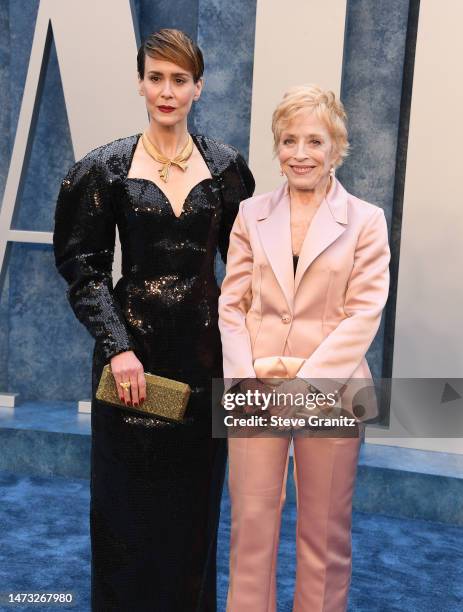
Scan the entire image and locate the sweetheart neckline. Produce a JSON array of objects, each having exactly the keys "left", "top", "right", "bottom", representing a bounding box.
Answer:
[{"left": 124, "top": 176, "right": 214, "bottom": 219}]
